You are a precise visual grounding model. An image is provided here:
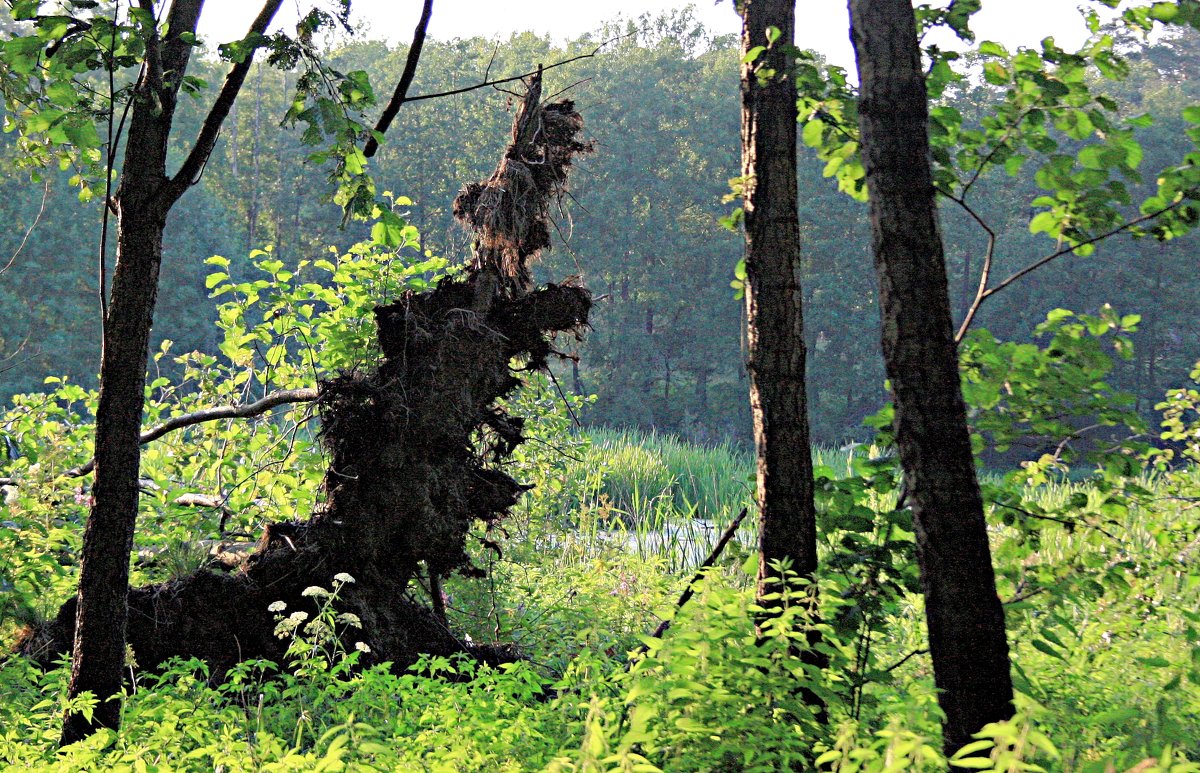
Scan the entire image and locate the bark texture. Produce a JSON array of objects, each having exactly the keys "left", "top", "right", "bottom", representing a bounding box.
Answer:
[
  {"left": 848, "top": 0, "right": 1015, "bottom": 755},
  {"left": 62, "top": 0, "right": 208, "bottom": 744},
  {"left": 739, "top": 0, "right": 819, "bottom": 598}
]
